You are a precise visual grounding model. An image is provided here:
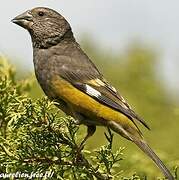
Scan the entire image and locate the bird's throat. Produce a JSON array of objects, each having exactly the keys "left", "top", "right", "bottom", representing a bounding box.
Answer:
[{"left": 31, "top": 29, "right": 75, "bottom": 49}]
